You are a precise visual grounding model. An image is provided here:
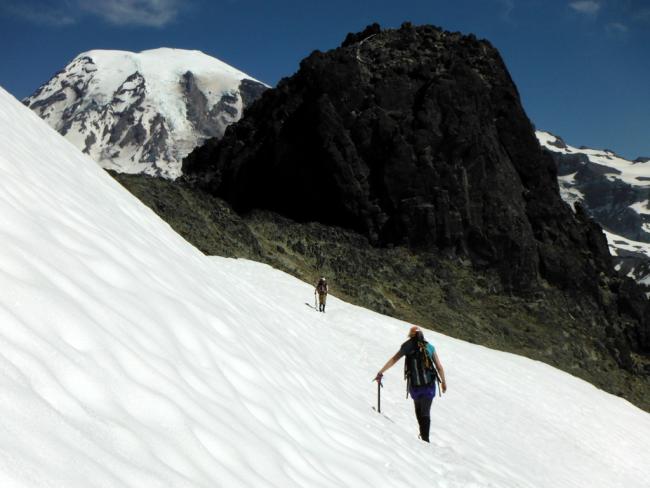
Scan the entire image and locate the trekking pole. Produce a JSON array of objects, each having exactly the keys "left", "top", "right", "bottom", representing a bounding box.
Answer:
[{"left": 377, "top": 380, "right": 383, "bottom": 413}]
